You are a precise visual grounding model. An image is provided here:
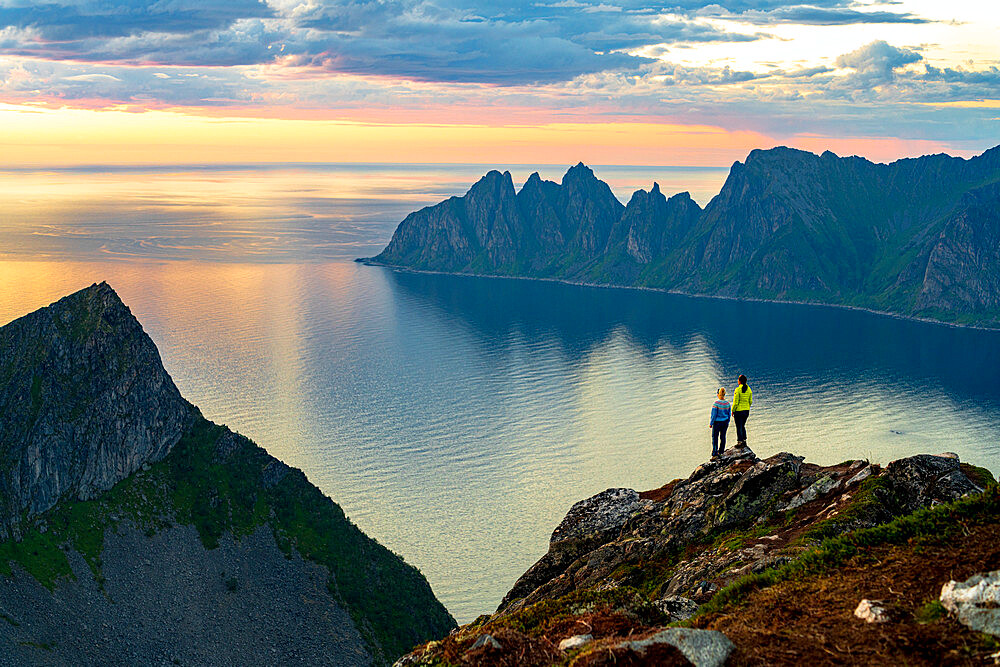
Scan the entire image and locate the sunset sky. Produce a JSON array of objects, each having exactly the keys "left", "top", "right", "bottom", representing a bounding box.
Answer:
[{"left": 1, "top": 0, "right": 998, "bottom": 166}]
